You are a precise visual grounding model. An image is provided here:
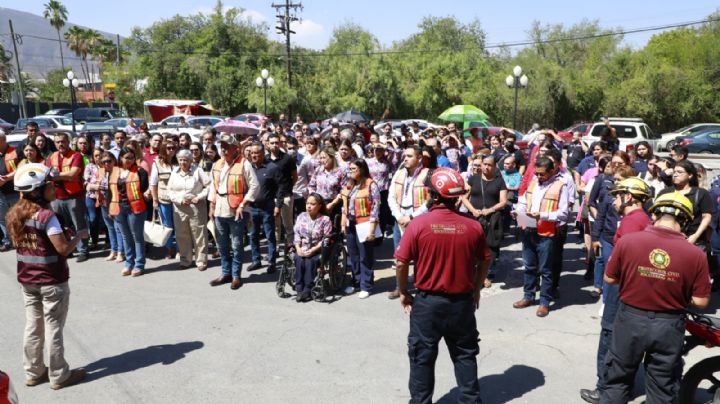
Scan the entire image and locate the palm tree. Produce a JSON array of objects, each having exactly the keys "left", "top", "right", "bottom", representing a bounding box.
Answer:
[
  {"left": 83, "top": 29, "right": 102, "bottom": 100},
  {"left": 64, "top": 26, "right": 89, "bottom": 92},
  {"left": 43, "top": 0, "right": 69, "bottom": 71}
]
